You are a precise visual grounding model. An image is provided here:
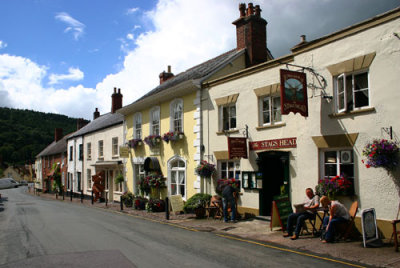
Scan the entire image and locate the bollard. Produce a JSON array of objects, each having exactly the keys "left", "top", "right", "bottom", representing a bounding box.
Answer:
[
  {"left": 63, "top": 189, "right": 65, "bottom": 200},
  {"left": 105, "top": 193, "right": 108, "bottom": 207},
  {"left": 165, "top": 197, "right": 169, "bottom": 220},
  {"left": 120, "top": 195, "right": 123, "bottom": 211},
  {"left": 56, "top": 192, "right": 58, "bottom": 199},
  {"left": 91, "top": 191, "right": 94, "bottom": 205},
  {"left": 70, "top": 189, "right": 73, "bottom": 201},
  {"left": 81, "top": 190, "right": 83, "bottom": 203}
]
